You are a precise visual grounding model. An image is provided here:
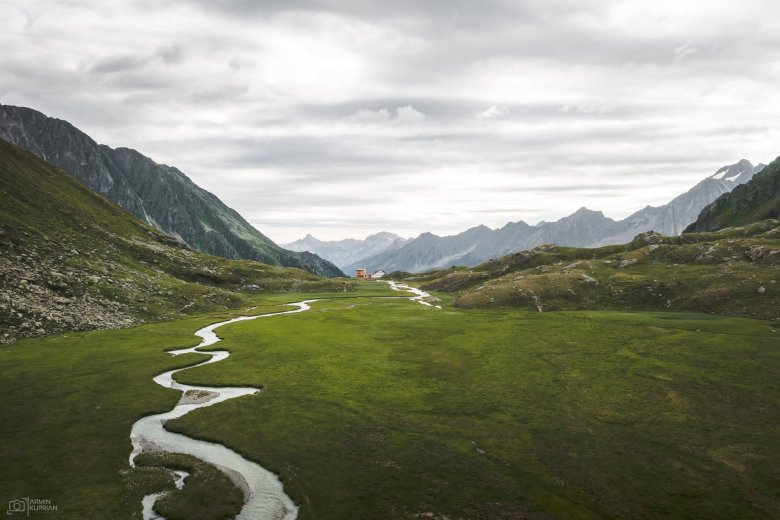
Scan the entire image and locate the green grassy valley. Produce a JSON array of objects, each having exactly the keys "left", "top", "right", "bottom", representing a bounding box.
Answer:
[
  {"left": 2, "top": 135, "right": 779, "bottom": 519},
  {"left": 5, "top": 3, "right": 780, "bottom": 519},
  {"left": 1, "top": 282, "right": 778, "bottom": 519},
  {"left": 166, "top": 297, "right": 780, "bottom": 520},
  {"left": 0, "top": 285, "right": 395, "bottom": 518}
]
